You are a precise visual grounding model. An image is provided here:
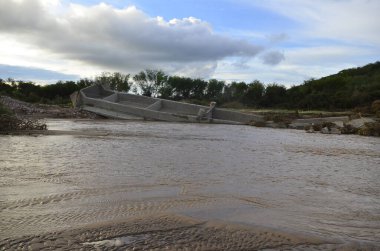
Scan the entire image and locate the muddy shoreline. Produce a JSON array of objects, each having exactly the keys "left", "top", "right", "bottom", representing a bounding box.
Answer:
[
  {"left": 2, "top": 213, "right": 374, "bottom": 251},
  {"left": 0, "top": 96, "right": 102, "bottom": 119},
  {"left": 1, "top": 96, "right": 379, "bottom": 137}
]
